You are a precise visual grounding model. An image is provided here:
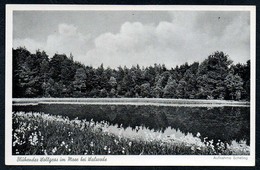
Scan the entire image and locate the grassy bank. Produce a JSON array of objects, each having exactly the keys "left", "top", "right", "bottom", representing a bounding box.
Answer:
[
  {"left": 12, "top": 112, "right": 249, "bottom": 155},
  {"left": 12, "top": 98, "right": 250, "bottom": 107}
]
